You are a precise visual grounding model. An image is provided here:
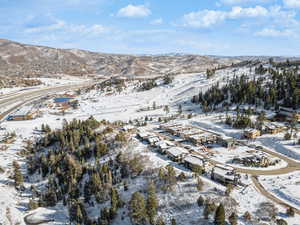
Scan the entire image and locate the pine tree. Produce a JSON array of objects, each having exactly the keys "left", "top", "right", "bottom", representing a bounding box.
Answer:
[
  {"left": 177, "top": 172, "right": 186, "bottom": 181},
  {"left": 13, "top": 161, "right": 23, "bottom": 188},
  {"left": 130, "top": 192, "right": 147, "bottom": 225},
  {"left": 28, "top": 199, "right": 39, "bottom": 210},
  {"left": 243, "top": 211, "right": 251, "bottom": 221},
  {"left": 163, "top": 105, "right": 169, "bottom": 114},
  {"left": 214, "top": 204, "right": 225, "bottom": 225},
  {"left": 171, "top": 218, "right": 176, "bottom": 225},
  {"left": 286, "top": 207, "right": 295, "bottom": 217},
  {"left": 153, "top": 101, "right": 156, "bottom": 110},
  {"left": 229, "top": 212, "right": 238, "bottom": 225},
  {"left": 197, "top": 196, "right": 205, "bottom": 207},
  {"left": 147, "top": 182, "right": 158, "bottom": 224},
  {"left": 76, "top": 204, "right": 84, "bottom": 224},
  {"left": 203, "top": 202, "right": 215, "bottom": 219},
  {"left": 196, "top": 177, "right": 204, "bottom": 191},
  {"left": 110, "top": 188, "right": 120, "bottom": 219},
  {"left": 225, "top": 184, "right": 234, "bottom": 196},
  {"left": 276, "top": 219, "right": 288, "bottom": 225},
  {"left": 178, "top": 105, "right": 182, "bottom": 114},
  {"left": 155, "top": 217, "right": 165, "bottom": 225}
]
